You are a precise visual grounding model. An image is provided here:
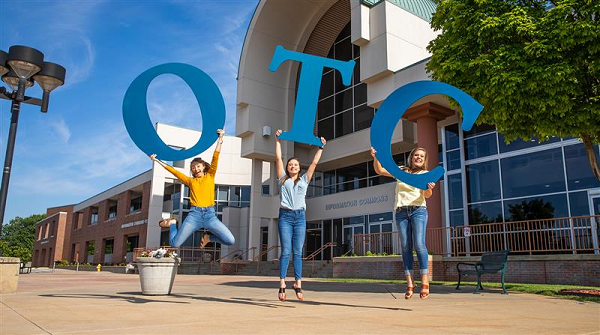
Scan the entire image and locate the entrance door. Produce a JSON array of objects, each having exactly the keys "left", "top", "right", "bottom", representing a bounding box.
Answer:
[{"left": 306, "top": 222, "right": 322, "bottom": 260}]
